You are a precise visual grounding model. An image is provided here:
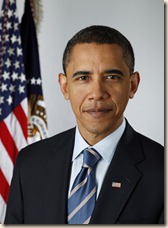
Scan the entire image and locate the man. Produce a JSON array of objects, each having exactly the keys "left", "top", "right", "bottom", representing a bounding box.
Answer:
[{"left": 5, "top": 25, "right": 164, "bottom": 224}]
